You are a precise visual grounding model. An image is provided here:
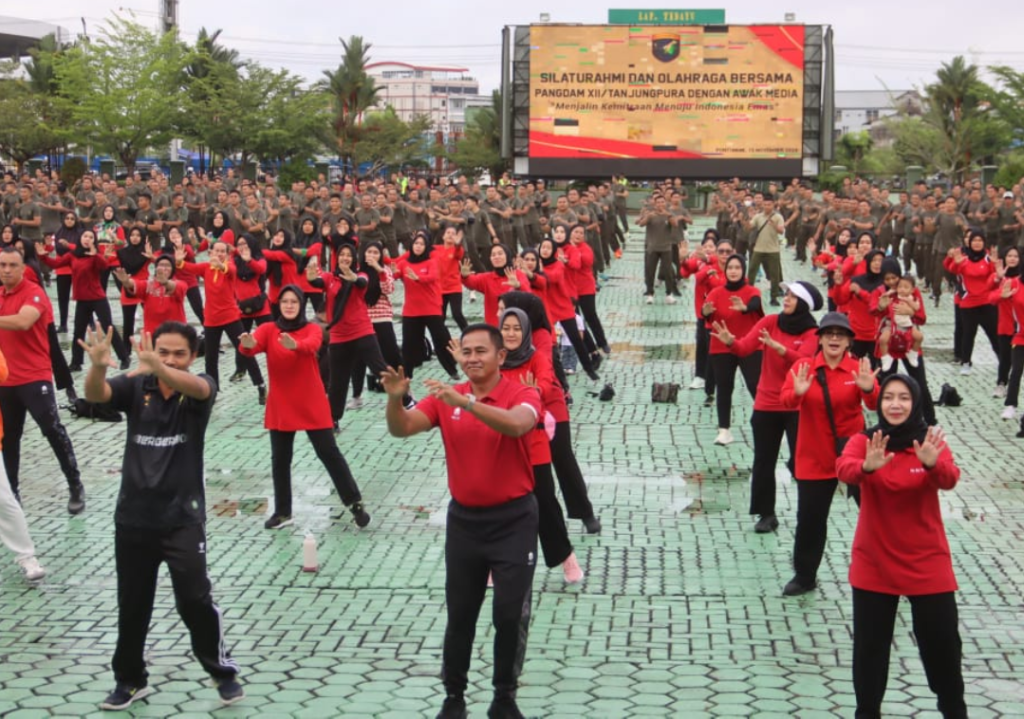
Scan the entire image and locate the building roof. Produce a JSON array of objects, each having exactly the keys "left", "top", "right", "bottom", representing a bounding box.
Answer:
[
  {"left": 835, "top": 90, "right": 914, "bottom": 110},
  {"left": 0, "top": 16, "right": 69, "bottom": 57},
  {"left": 366, "top": 61, "right": 470, "bottom": 74}
]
